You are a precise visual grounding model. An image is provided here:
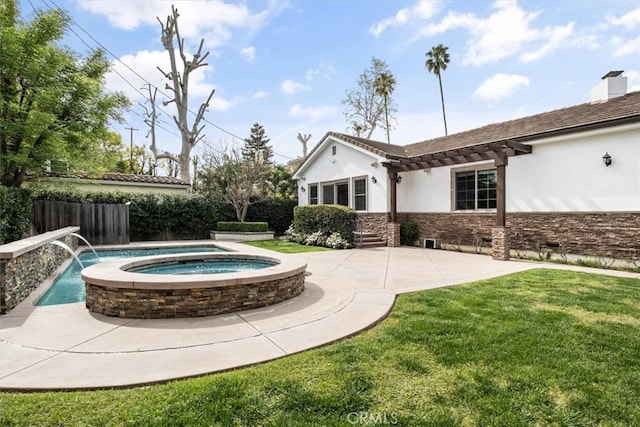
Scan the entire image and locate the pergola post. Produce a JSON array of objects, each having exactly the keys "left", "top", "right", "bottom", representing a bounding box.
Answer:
[
  {"left": 387, "top": 170, "right": 400, "bottom": 247},
  {"left": 492, "top": 156, "right": 510, "bottom": 260}
]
